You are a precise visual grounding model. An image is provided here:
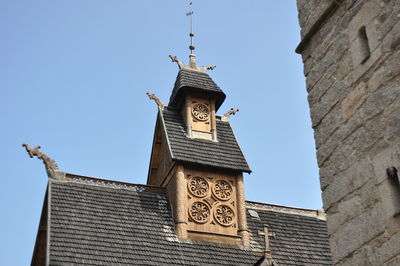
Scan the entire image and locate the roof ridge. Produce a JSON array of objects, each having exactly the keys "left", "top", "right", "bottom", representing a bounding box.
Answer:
[
  {"left": 63, "top": 173, "right": 166, "bottom": 194},
  {"left": 246, "top": 200, "right": 326, "bottom": 220}
]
